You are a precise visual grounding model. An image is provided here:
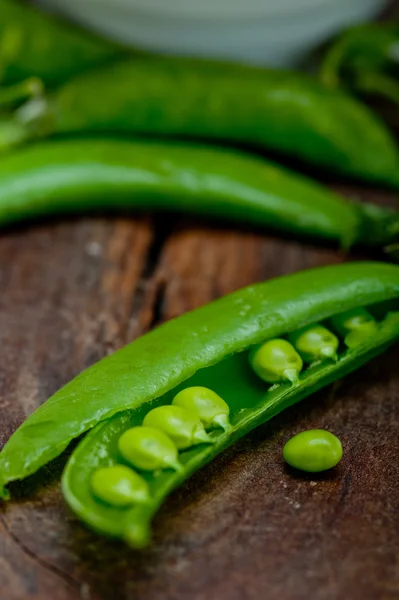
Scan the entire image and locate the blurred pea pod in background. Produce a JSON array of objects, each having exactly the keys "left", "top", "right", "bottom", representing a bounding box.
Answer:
[
  {"left": 0, "top": 0, "right": 122, "bottom": 89},
  {"left": 321, "top": 22, "right": 399, "bottom": 109}
]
